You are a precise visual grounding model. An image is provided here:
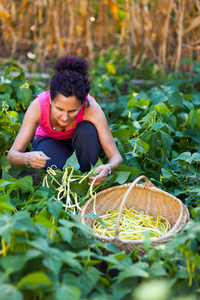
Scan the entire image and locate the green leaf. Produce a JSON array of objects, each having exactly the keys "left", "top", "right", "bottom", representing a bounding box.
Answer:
[
  {"left": 160, "top": 131, "right": 173, "bottom": 156},
  {"left": 151, "top": 122, "right": 167, "bottom": 132},
  {"left": 168, "top": 92, "right": 185, "bottom": 108},
  {"left": 0, "top": 132, "right": 12, "bottom": 143},
  {"left": 174, "top": 152, "right": 191, "bottom": 162},
  {"left": 117, "top": 263, "right": 149, "bottom": 283},
  {"left": 188, "top": 110, "right": 200, "bottom": 130},
  {"left": 59, "top": 219, "right": 94, "bottom": 237},
  {"left": 34, "top": 214, "right": 58, "bottom": 230},
  {"left": 1, "top": 249, "right": 41, "bottom": 275},
  {"left": 56, "top": 285, "right": 81, "bottom": 300},
  {"left": 161, "top": 168, "right": 173, "bottom": 178},
  {"left": 17, "top": 271, "right": 52, "bottom": 289},
  {"left": 58, "top": 227, "right": 73, "bottom": 244},
  {"left": 0, "top": 83, "right": 13, "bottom": 94},
  {"left": 191, "top": 152, "right": 200, "bottom": 162},
  {"left": 8, "top": 110, "right": 20, "bottom": 122},
  {"left": 115, "top": 171, "right": 131, "bottom": 184},
  {"left": 137, "top": 139, "right": 150, "bottom": 154},
  {"left": 78, "top": 267, "right": 101, "bottom": 298},
  {"left": 116, "top": 164, "right": 143, "bottom": 178},
  {"left": 149, "top": 262, "right": 167, "bottom": 277},
  {"left": 62, "top": 251, "right": 83, "bottom": 272},
  {"left": 111, "top": 278, "right": 136, "bottom": 300},
  {"left": 143, "top": 239, "right": 152, "bottom": 252},
  {"left": 48, "top": 201, "right": 63, "bottom": 220},
  {"left": 11, "top": 71, "right": 26, "bottom": 88},
  {"left": 17, "top": 176, "right": 34, "bottom": 193},
  {"left": 112, "top": 128, "right": 131, "bottom": 142},
  {"left": 17, "top": 87, "right": 32, "bottom": 107},
  {"left": 0, "top": 194, "right": 14, "bottom": 213},
  {"left": 12, "top": 211, "right": 38, "bottom": 233},
  {"left": 63, "top": 151, "right": 80, "bottom": 170},
  {"left": 155, "top": 103, "right": 171, "bottom": 113},
  {"left": 27, "top": 237, "right": 50, "bottom": 253},
  {"left": 43, "top": 248, "right": 63, "bottom": 277},
  {"left": 83, "top": 213, "right": 109, "bottom": 229},
  {"left": 0, "top": 284, "right": 23, "bottom": 300},
  {"left": 140, "top": 111, "right": 155, "bottom": 123},
  {"left": 151, "top": 90, "right": 168, "bottom": 105},
  {"left": 135, "top": 98, "right": 150, "bottom": 108}
]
